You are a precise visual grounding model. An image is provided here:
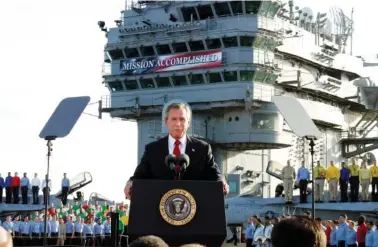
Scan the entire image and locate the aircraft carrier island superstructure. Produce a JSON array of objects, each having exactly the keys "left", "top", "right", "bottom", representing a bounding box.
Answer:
[{"left": 98, "top": 0, "right": 378, "bottom": 199}]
